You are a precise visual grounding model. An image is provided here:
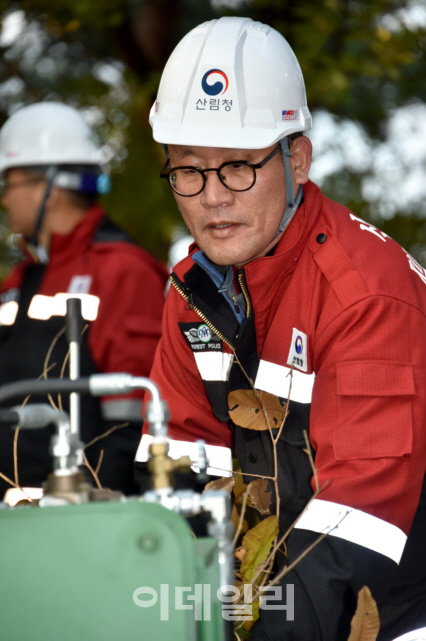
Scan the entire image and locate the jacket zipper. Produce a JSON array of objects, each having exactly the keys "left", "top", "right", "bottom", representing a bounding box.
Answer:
[
  {"left": 170, "top": 274, "right": 235, "bottom": 349},
  {"left": 238, "top": 272, "right": 252, "bottom": 318}
]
